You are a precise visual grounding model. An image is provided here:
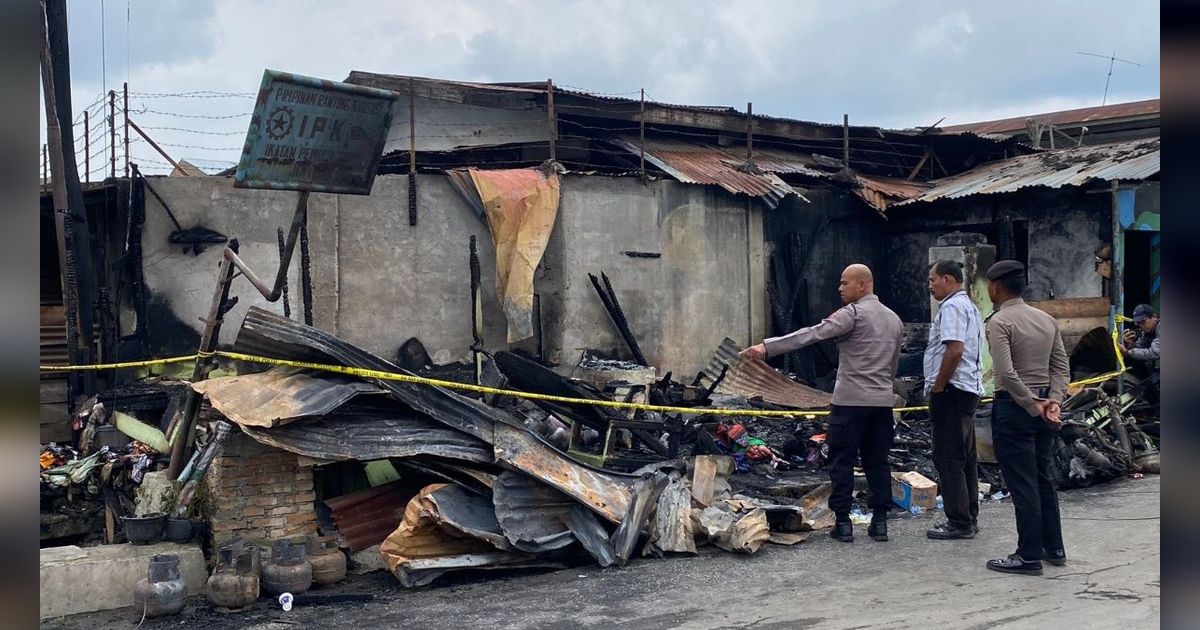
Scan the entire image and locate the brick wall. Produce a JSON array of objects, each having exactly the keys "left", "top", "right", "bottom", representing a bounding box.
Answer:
[{"left": 204, "top": 431, "right": 317, "bottom": 552}]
